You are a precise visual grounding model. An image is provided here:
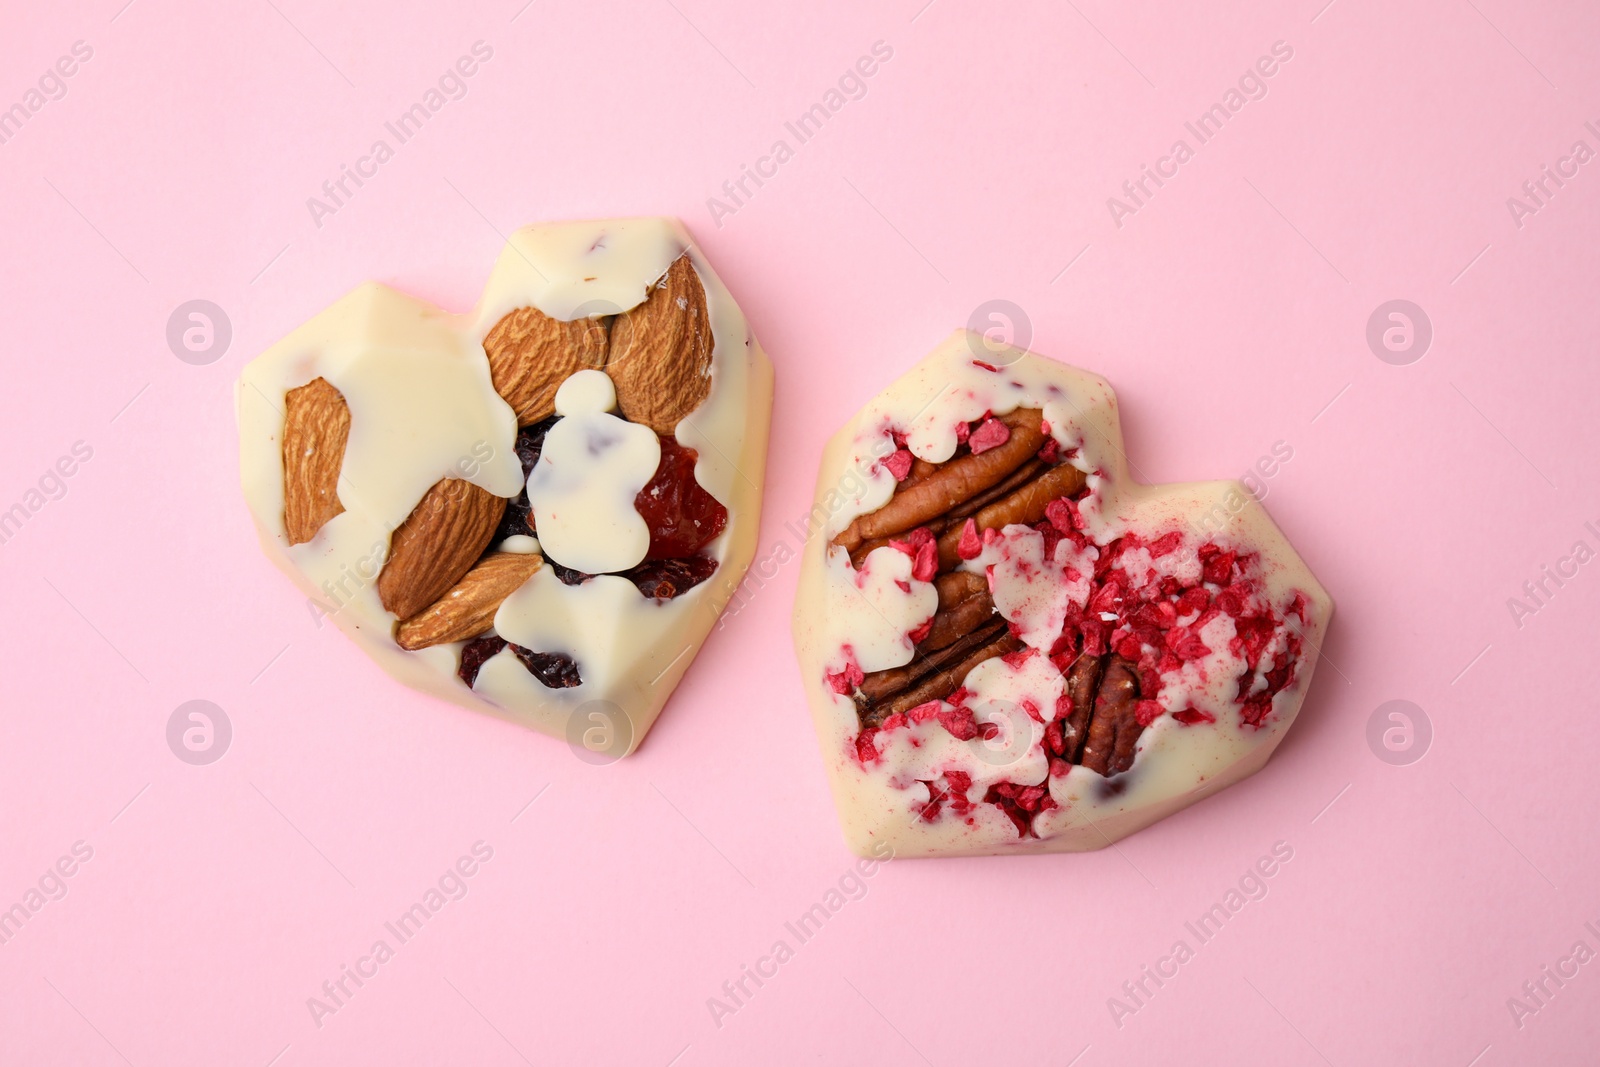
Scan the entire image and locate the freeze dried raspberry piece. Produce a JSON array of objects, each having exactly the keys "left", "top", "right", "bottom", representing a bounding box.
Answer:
[
  {"left": 968, "top": 417, "right": 1011, "bottom": 454},
  {"left": 883, "top": 448, "right": 914, "bottom": 481}
]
